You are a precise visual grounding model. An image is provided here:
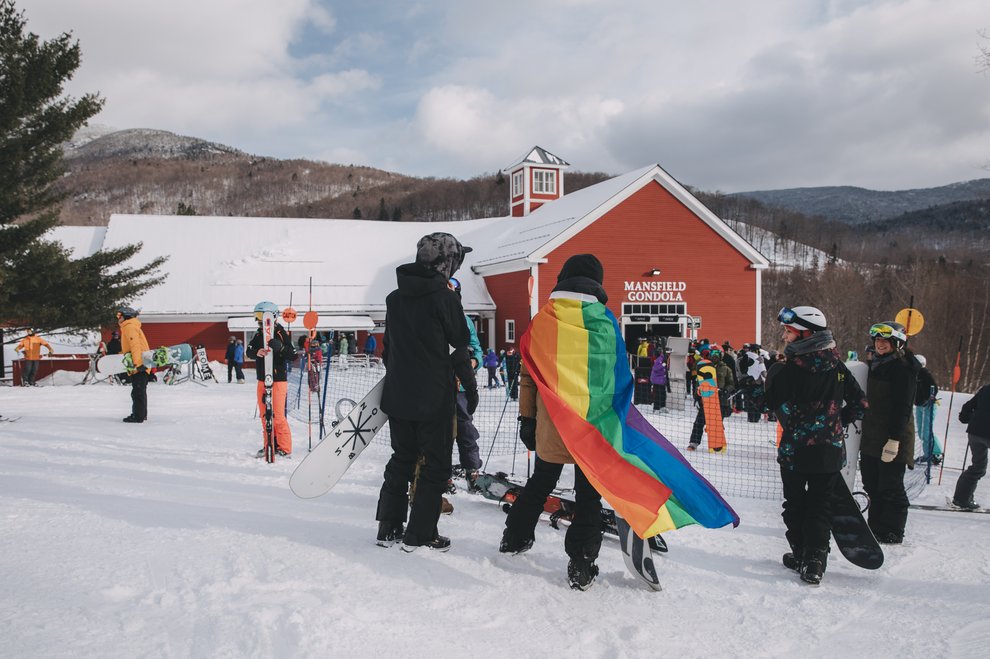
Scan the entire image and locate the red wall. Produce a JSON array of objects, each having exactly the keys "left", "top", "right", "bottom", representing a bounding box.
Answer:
[
  {"left": 130, "top": 322, "right": 240, "bottom": 363},
  {"left": 534, "top": 181, "right": 758, "bottom": 349},
  {"left": 483, "top": 270, "right": 532, "bottom": 350}
]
